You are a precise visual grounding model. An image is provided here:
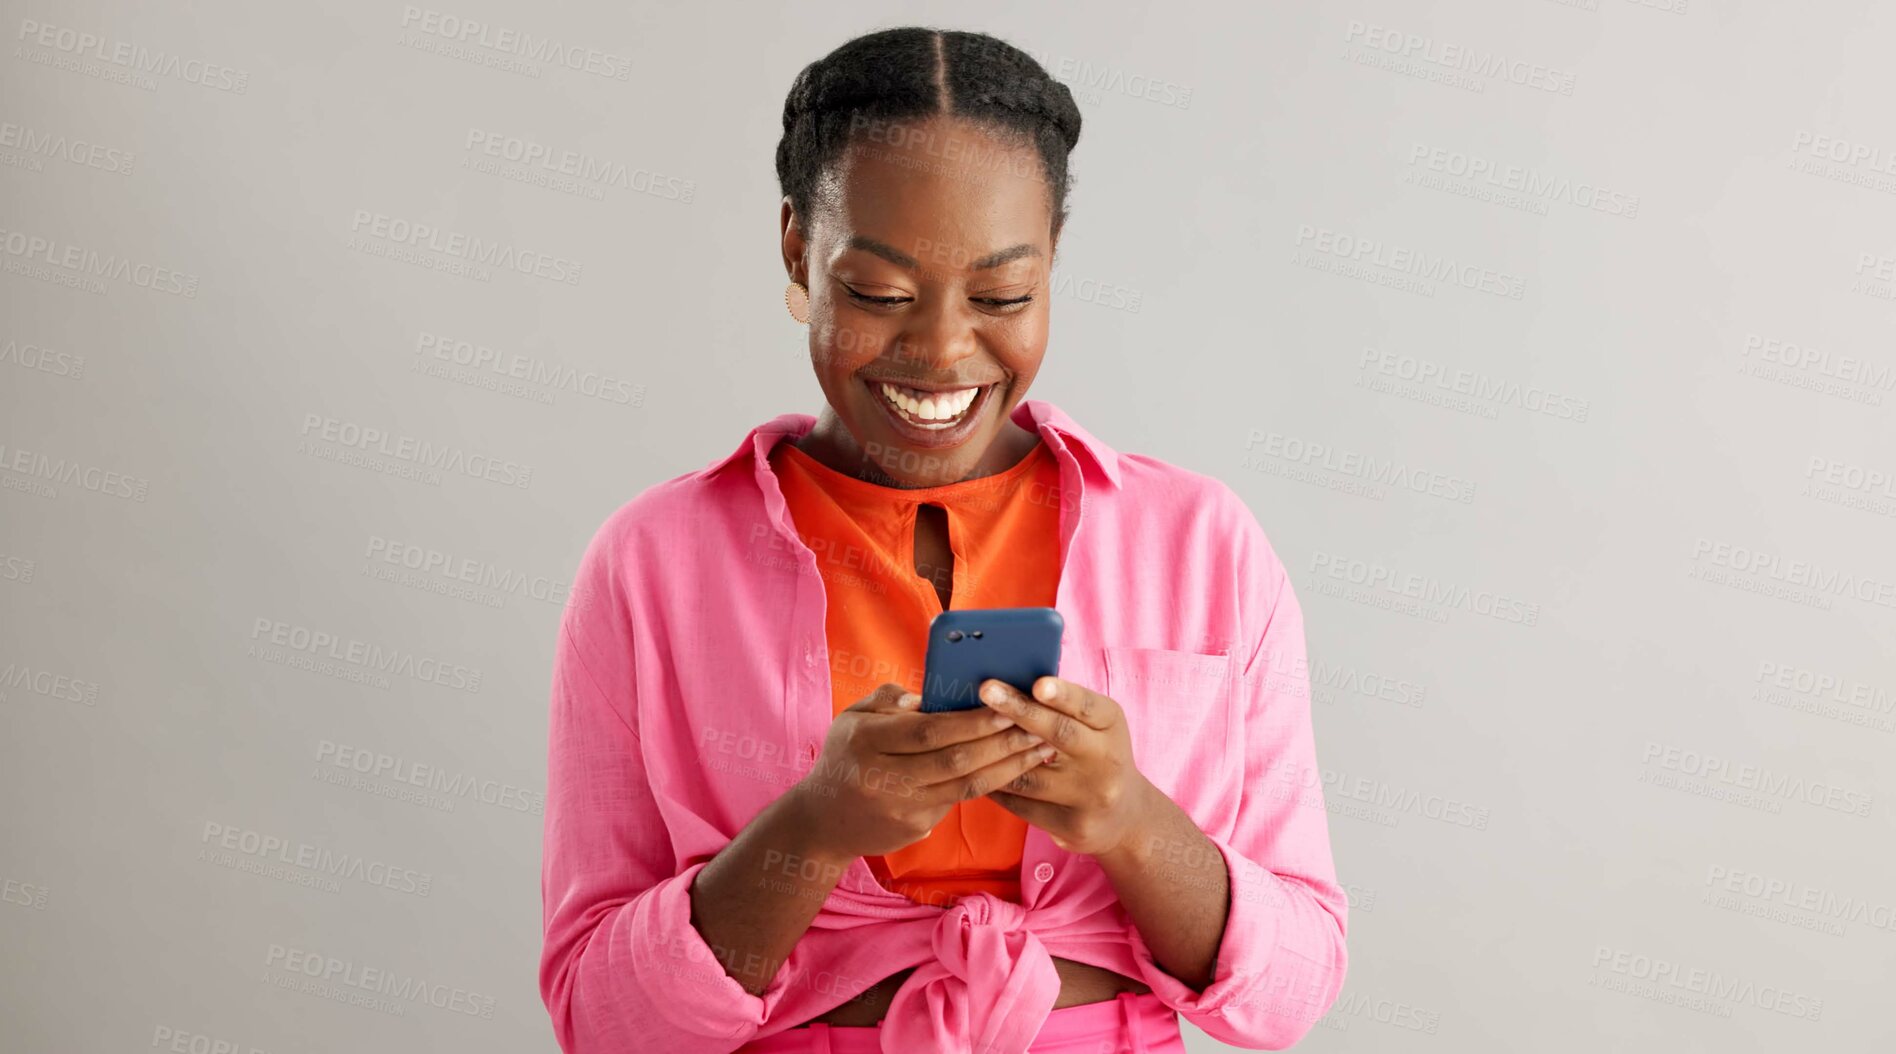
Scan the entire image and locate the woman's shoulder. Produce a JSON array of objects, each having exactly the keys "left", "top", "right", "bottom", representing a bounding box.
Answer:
[
  {"left": 1112, "top": 449, "right": 1244, "bottom": 506},
  {"left": 1106, "top": 446, "right": 1258, "bottom": 527},
  {"left": 1029, "top": 400, "right": 1243, "bottom": 514},
  {"left": 1106, "top": 447, "right": 1287, "bottom": 574},
  {"left": 583, "top": 460, "right": 762, "bottom": 556},
  {"left": 573, "top": 412, "right": 813, "bottom": 567}
]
